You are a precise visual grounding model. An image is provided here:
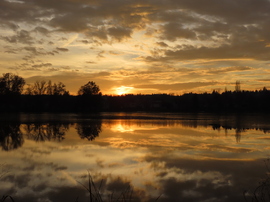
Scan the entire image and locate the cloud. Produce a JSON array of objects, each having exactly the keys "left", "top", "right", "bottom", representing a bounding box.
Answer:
[
  {"left": 108, "top": 27, "right": 132, "bottom": 41},
  {"left": 97, "top": 50, "right": 105, "bottom": 58},
  {"left": 56, "top": 47, "right": 69, "bottom": 52},
  {"left": 156, "top": 42, "right": 169, "bottom": 47},
  {"left": 34, "top": 26, "right": 51, "bottom": 36},
  {"left": 135, "top": 82, "right": 217, "bottom": 91},
  {"left": 32, "top": 63, "right": 52, "bottom": 68},
  {"left": 78, "top": 39, "right": 92, "bottom": 44},
  {"left": 1, "top": 0, "right": 270, "bottom": 94},
  {"left": 86, "top": 61, "right": 96, "bottom": 64},
  {"left": 206, "top": 66, "right": 253, "bottom": 75},
  {"left": 160, "top": 22, "right": 197, "bottom": 41},
  {"left": 0, "top": 21, "right": 19, "bottom": 31},
  {"left": 49, "top": 12, "right": 90, "bottom": 32},
  {"left": 2, "top": 30, "right": 33, "bottom": 44},
  {"left": 144, "top": 155, "right": 267, "bottom": 202}
]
